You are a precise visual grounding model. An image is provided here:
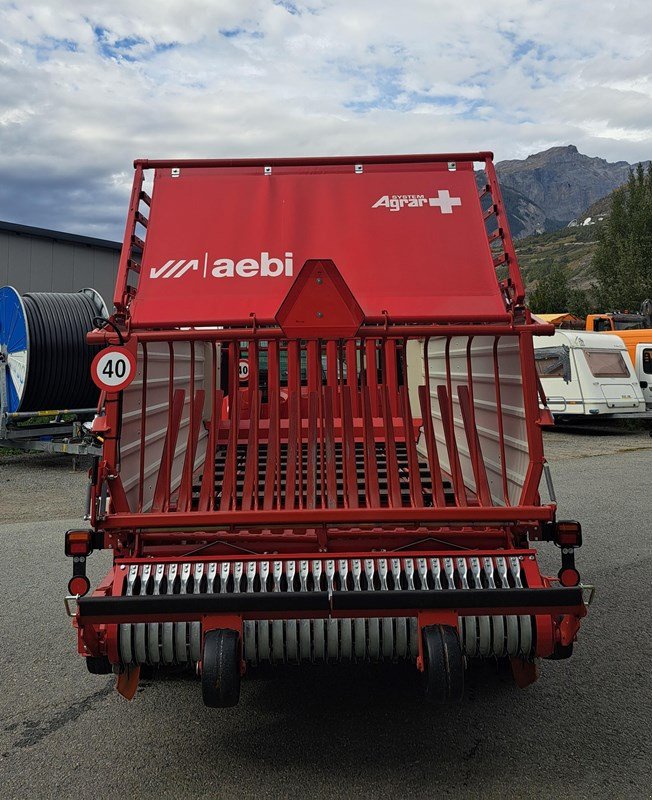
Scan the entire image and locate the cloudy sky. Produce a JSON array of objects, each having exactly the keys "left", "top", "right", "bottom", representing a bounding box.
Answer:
[{"left": 1, "top": 0, "right": 651, "bottom": 239}]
